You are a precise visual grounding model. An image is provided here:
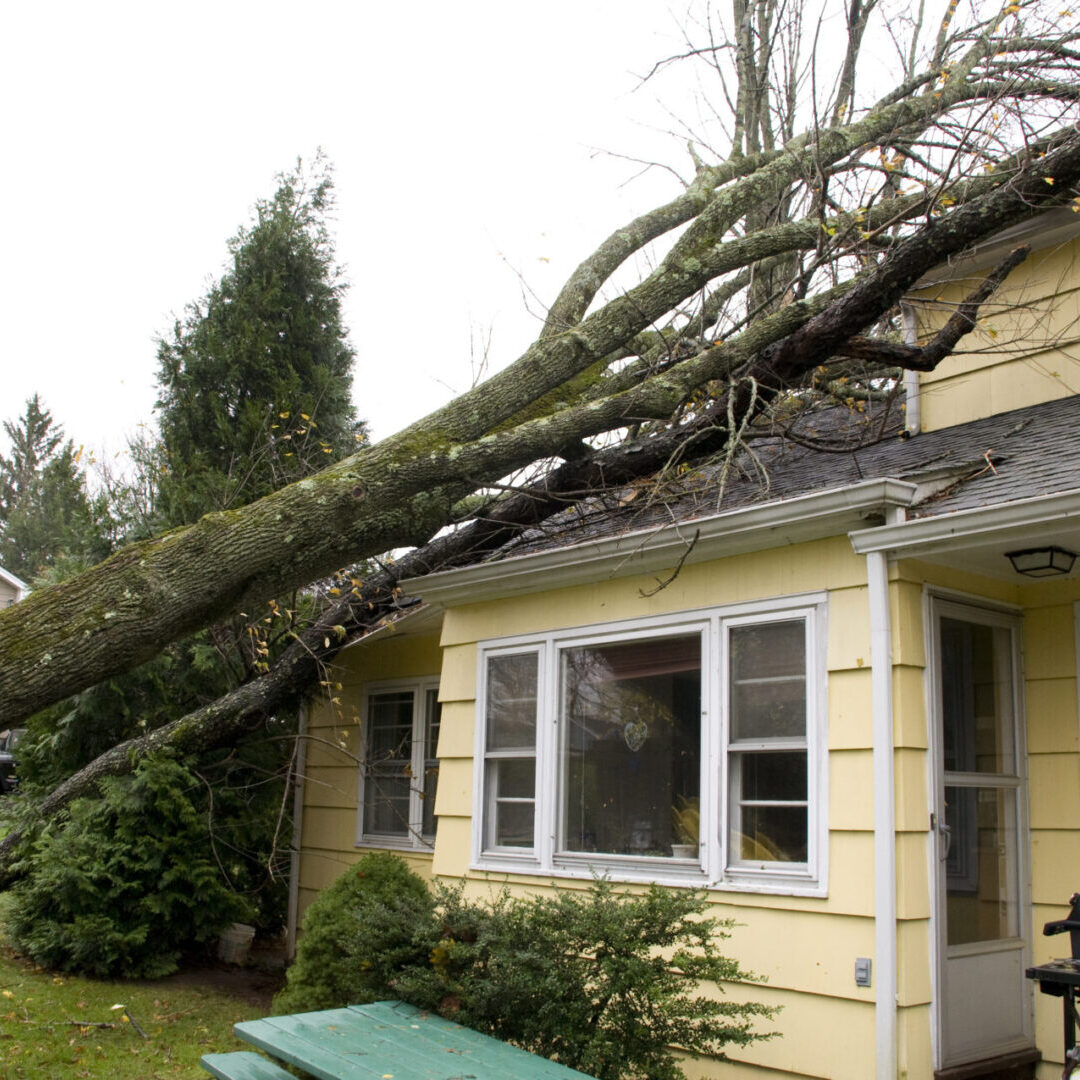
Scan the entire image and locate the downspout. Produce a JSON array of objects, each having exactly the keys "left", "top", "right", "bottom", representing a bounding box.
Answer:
[
  {"left": 901, "top": 302, "right": 922, "bottom": 436},
  {"left": 868, "top": 549, "right": 898, "bottom": 1079},
  {"left": 286, "top": 699, "right": 309, "bottom": 959}
]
